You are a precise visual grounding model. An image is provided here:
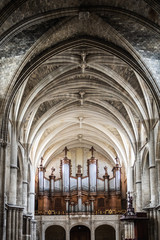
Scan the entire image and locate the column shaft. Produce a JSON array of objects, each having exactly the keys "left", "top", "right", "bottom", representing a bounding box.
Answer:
[
  {"left": 15, "top": 209, "right": 19, "bottom": 240},
  {"left": 6, "top": 209, "right": 11, "bottom": 240},
  {"left": 116, "top": 223, "right": 120, "bottom": 240},
  {"left": 9, "top": 126, "right": 17, "bottom": 205},
  {"left": 66, "top": 222, "right": 70, "bottom": 240},
  {"left": 18, "top": 210, "right": 23, "bottom": 240},
  {"left": 0, "top": 142, "right": 7, "bottom": 240},
  {"left": 149, "top": 130, "right": 156, "bottom": 206},
  {"left": 11, "top": 209, "right": 15, "bottom": 240},
  {"left": 135, "top": 154, "right": 142, "bottom": 211}
]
